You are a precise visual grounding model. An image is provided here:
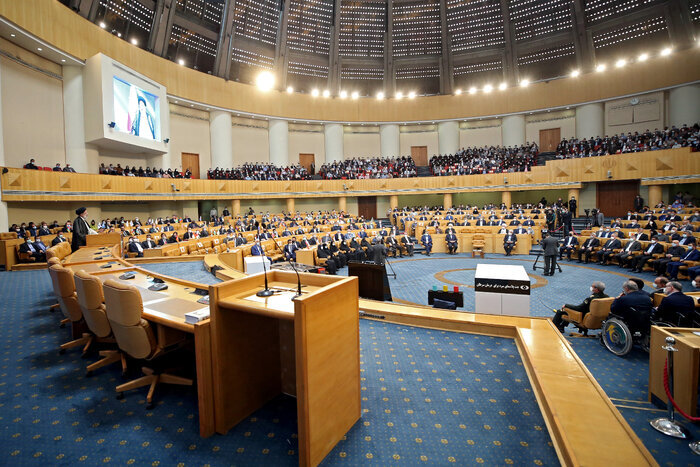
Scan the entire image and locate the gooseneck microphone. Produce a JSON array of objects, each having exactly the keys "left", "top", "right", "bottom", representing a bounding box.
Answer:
[
  {"left": 270, "top": 236, "right": 303, "bottom": 298},
  {"left": 255, "top": 242, "right": 274, "bottom": 297}
]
